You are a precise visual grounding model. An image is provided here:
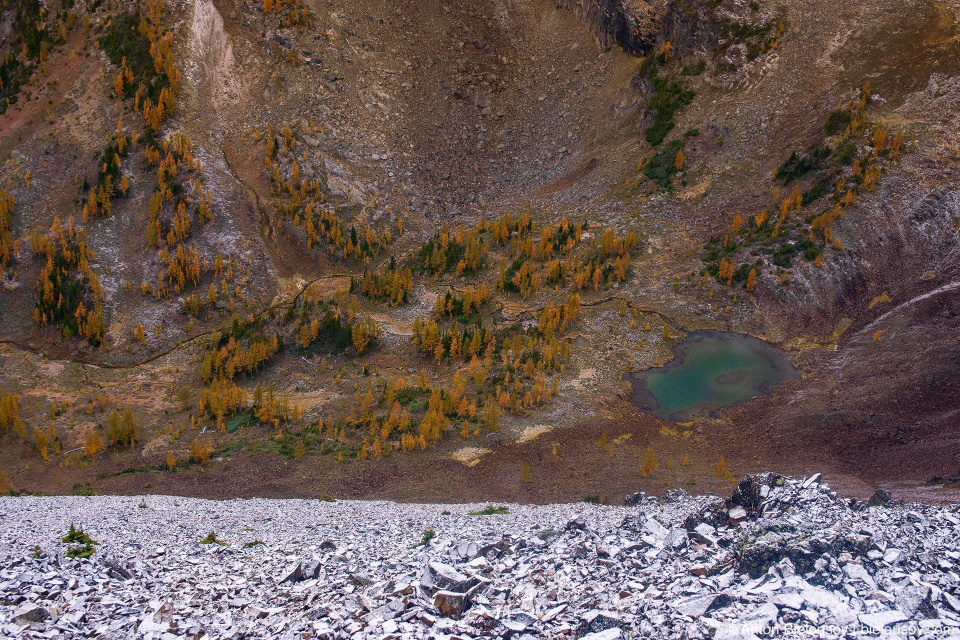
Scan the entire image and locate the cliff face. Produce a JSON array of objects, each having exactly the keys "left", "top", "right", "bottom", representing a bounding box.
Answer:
[{"left": 555, "top": 0, "right": 666, "bottom": 54}]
